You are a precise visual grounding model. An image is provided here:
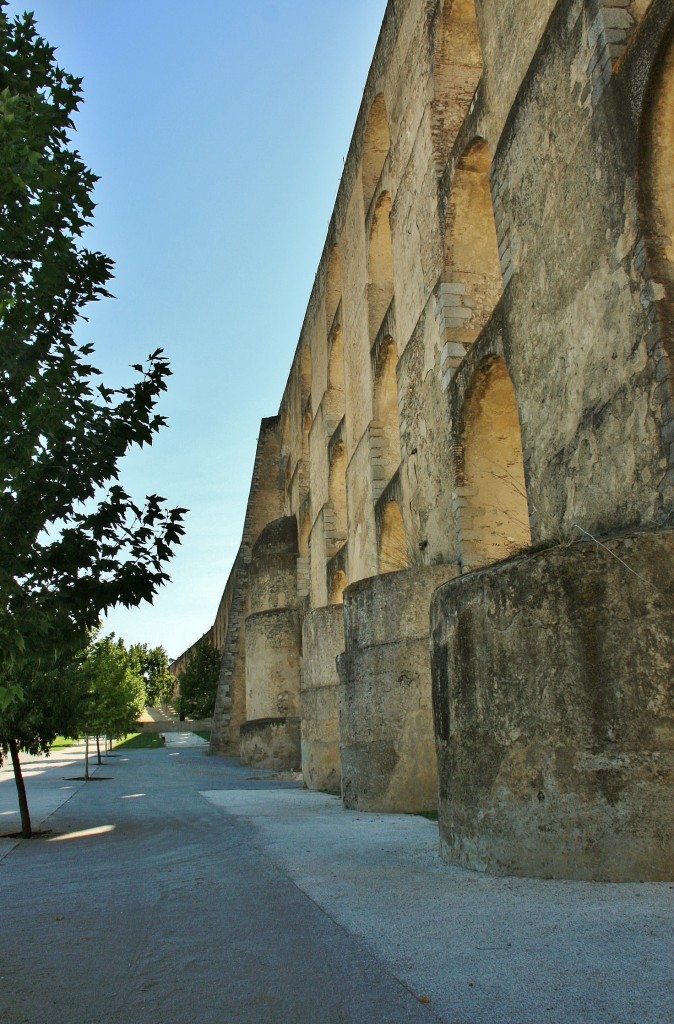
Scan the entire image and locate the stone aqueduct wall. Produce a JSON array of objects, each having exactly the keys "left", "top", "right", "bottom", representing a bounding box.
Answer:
[{"left": 172, "top": 0, "right": 674, "bottom": 880}]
